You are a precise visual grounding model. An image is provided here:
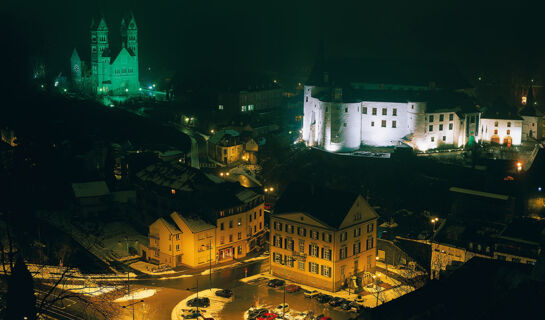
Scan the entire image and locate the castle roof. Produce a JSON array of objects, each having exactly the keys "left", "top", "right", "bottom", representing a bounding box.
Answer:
[
  {"left": 307, "top": 58, "right": 471, "bottom": 90},
  {"left": 313, "top": 88, "right": 477, "bottom": 113}
]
